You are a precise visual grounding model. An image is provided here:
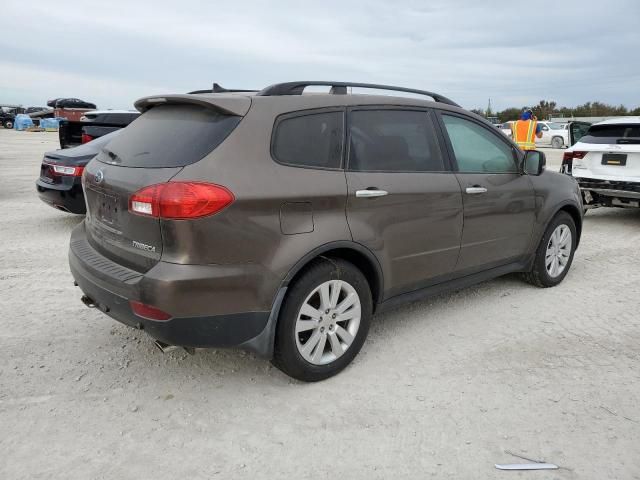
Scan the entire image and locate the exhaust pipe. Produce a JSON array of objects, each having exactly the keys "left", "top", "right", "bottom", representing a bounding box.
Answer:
[
  {"left": 154, "top": 340, "right": 196, "bottom": 355},
  {"left": 154, "top": 340, "right": 180, "bottom": 354}
]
